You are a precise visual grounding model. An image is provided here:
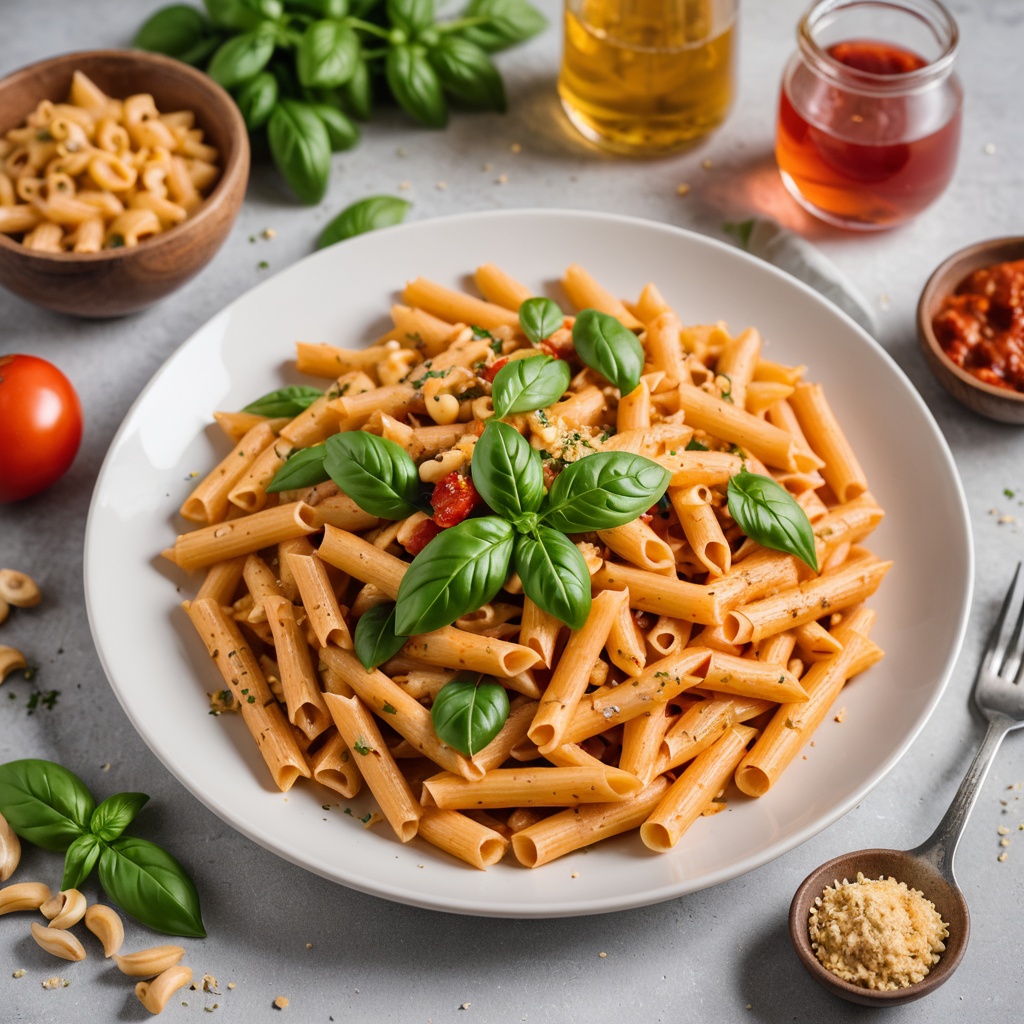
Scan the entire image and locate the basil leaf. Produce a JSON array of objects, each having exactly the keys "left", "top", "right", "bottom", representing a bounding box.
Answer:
[
  {"left": 470, "top": 419, "right": 543, "bottom": 522},
  {"left": 386, "top": 44, "right": 448, "bottom": 128},
  {"left": 388, "top": 0, "right": 435, "bottom": 36},
  {"left": 727, "top": 469, "right": 819, "bottom": 571},
  {"left": 430, "top": 674, "right": 509, "bottom": 756},
  {"left": 310, "top": 103, "right": 360, "bottom": 151},
  {"left": 205, "top": 0, "right": 282, "bottom": 30},
  {"left": 519, "top": 296, "right": 564, "bottom": 345},
  {"left": 134, "top": 5, "right": 213, "bottom": 62},
  {"left": 90, "top": 792, "right": 150, "bottom": 843},
  {"left": 514, "top": 528, "right": 591, "bottom": 630},
  {"left": 242, "top": 385, "right": 323, "bottom": 417},
  {"left": 685, "top": 438, "right": 709, "bottom": 451},
  {"left": 541, "top": 452, "right": 670, "bottom": 533},
  {"left": 207, "top": 28, "right": 276, "bottom": 89},
  {"left": 572, "top": 308, "right": 644, "bottom": 398},
  {"left": 62, "top": 833, "right": 102, "bottom": 891},
  {"left": 491, "top": 355, "right": 570, "bottom": 418},
  {"left": 457, "top": 0, "right": 547, "bottom": 52},
  {"left": 428, "top": 36, "right": 506, "bottom": 112},
  {"left": 267, "top": 444, "right": 330, "bottom": 492},
  {"left": 288, "top": 0, "right": 348, "bottom": 16},
  {"left": 340, "top": 58, "right": 373, "bottom": 120},
  {"left": 395, "top": 517, "right": 514, "bottom": 635},
  {"left": 268, "top": 99, "right": 332, "bottom": 204},
  {"left": 323, "top": 431, "right": 420, "bottom": 519},
  {"left": 317, "top": 195, "right": 411, "bottom": 250},
  {"left": 297, "top": 20, "right": 361, "bottom": 88},
  {"left": 0, "top": 759, "right": 94, "bottom": 853},
  {"left": 98, "top": 836, "right": 206, "bottom": 938},
  {"left": 235, "top": 71, "right": 278, "bottom": 130},
  {"left": 353, "top": 602, "right": 407, "bottom": 669}
]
